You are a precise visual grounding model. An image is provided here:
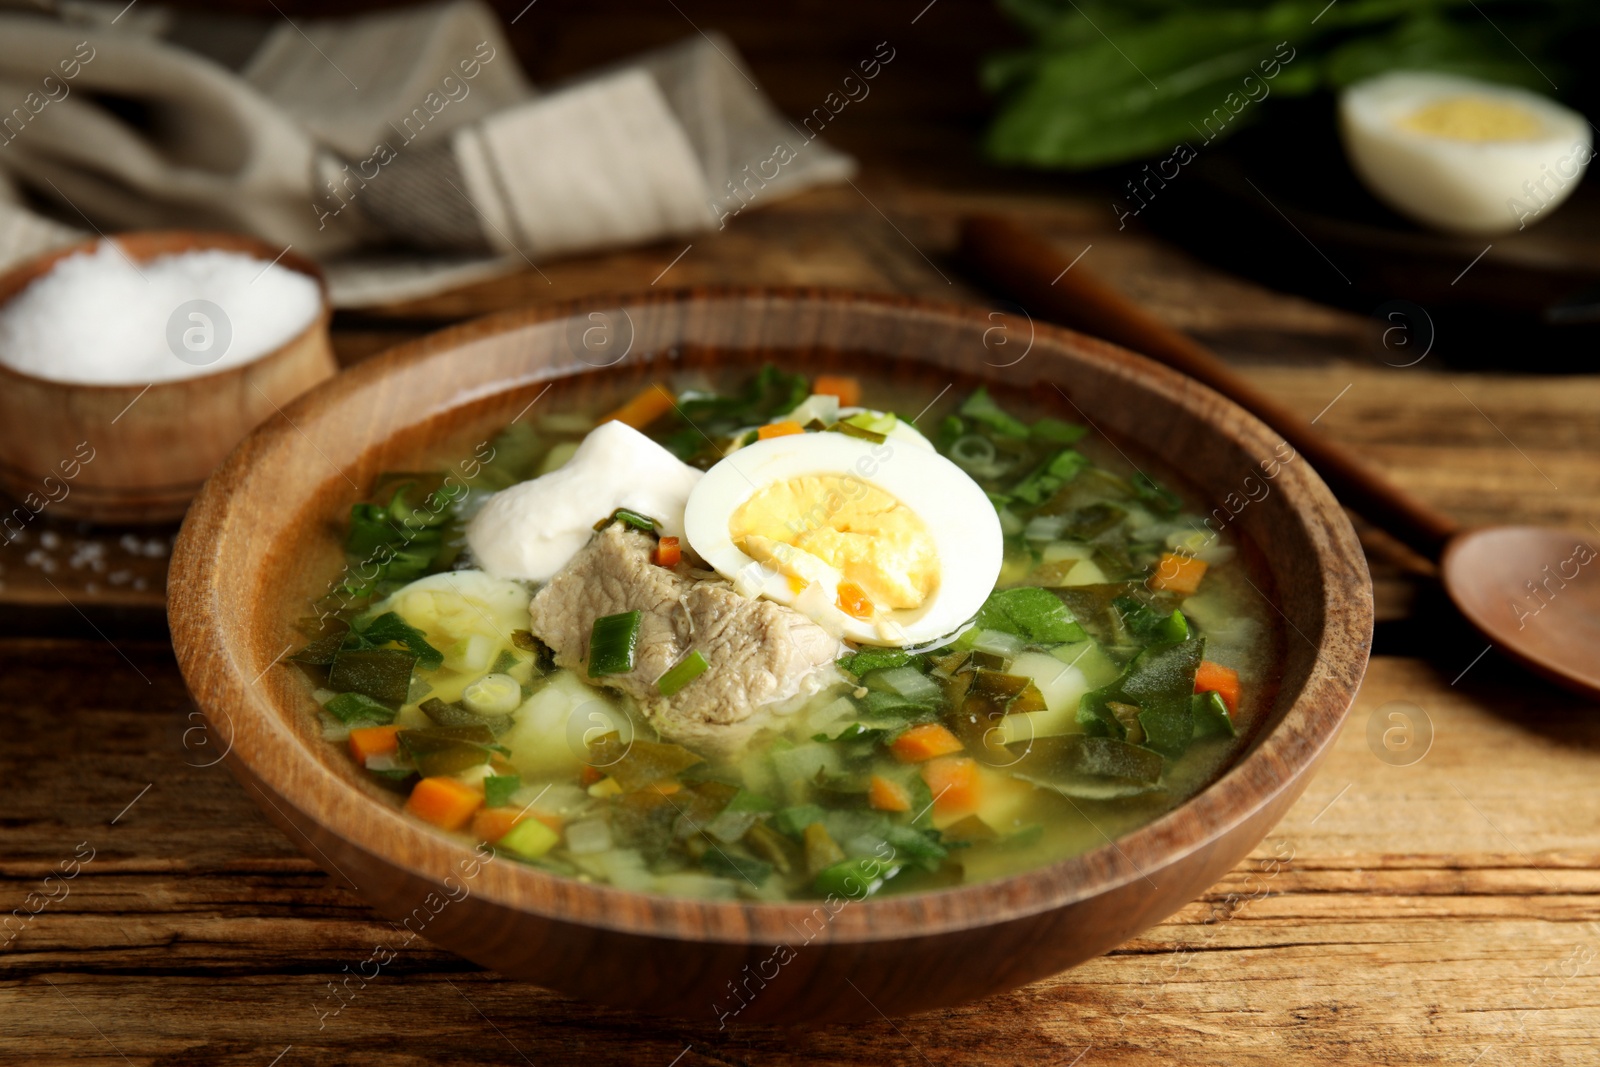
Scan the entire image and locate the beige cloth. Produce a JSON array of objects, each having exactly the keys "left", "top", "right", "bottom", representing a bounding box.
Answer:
[{"left": 0, "top": 1, "right": 854, "bottom": 306}]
